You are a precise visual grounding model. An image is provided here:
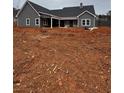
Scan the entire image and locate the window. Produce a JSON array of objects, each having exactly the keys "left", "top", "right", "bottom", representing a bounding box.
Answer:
[
  {"left": 35, "top": 18, "right": 40, "bottom": 26},
  {"left": 81, "top": 19, "right": 91, "bottom": 26},
  {"left": 73, "top": 20, "right": 77, "bottom": 25},
  {"left": 87, "top": 20, "right": 90, "bottom": 25},
  {"left": 43, "top": 19, "right": 48, "bottom": 26},
  {"left": 26, "top": 18, "right": 30, "bottom": 26},
  {"left": 82, "top": 20, "right": 85, "bottom": 25}
]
